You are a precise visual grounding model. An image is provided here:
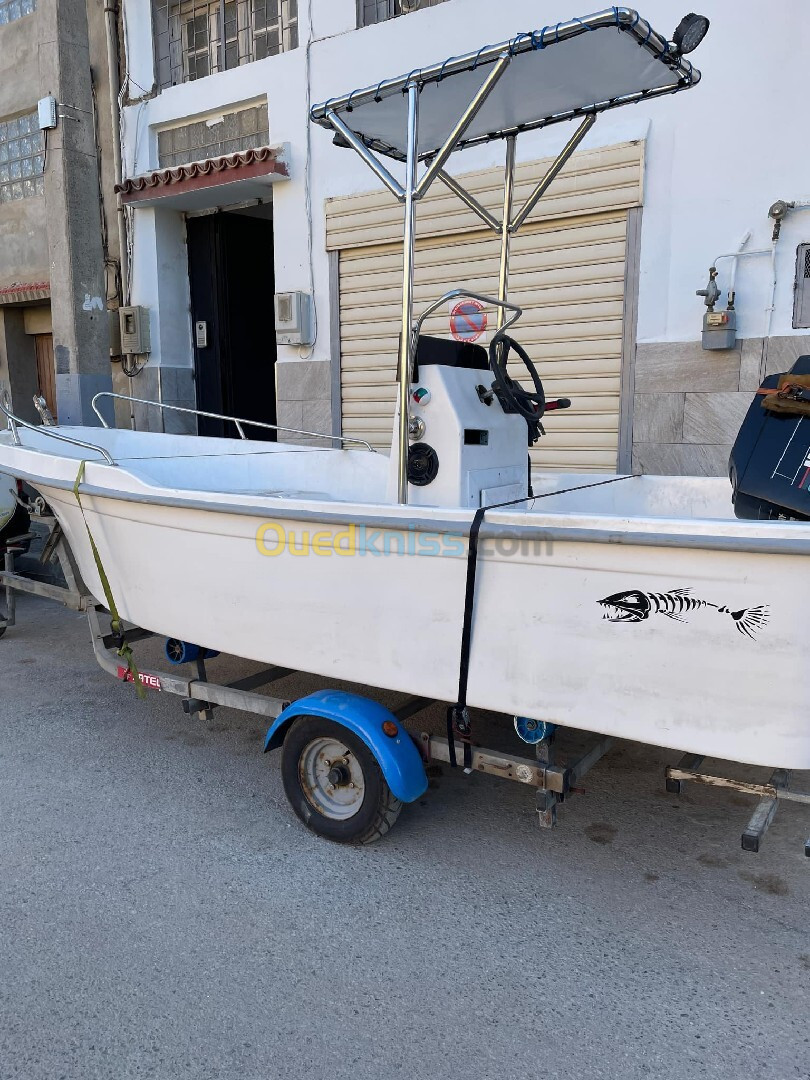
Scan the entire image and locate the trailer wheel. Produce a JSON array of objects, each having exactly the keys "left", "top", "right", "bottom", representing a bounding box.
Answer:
[{"left": 281, "top": 716, "right": 402, "bottom": 844}]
